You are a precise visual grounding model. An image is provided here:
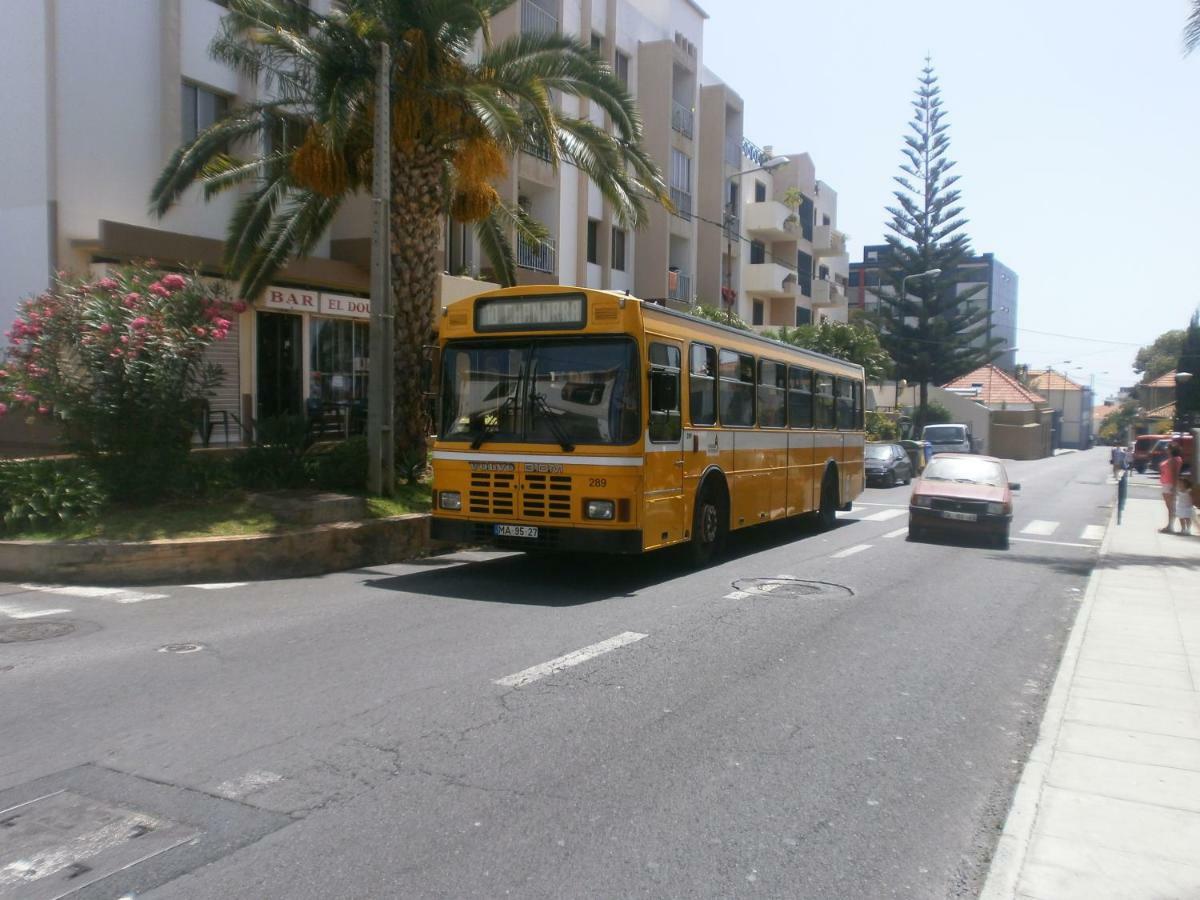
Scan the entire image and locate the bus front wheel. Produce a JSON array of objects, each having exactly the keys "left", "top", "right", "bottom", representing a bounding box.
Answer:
[
  {"left": 689, "top": 487, "right": 727, "bottom": 566},
  {"left": 818, "top": 471, "right": 838, "bottom": 531}
]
